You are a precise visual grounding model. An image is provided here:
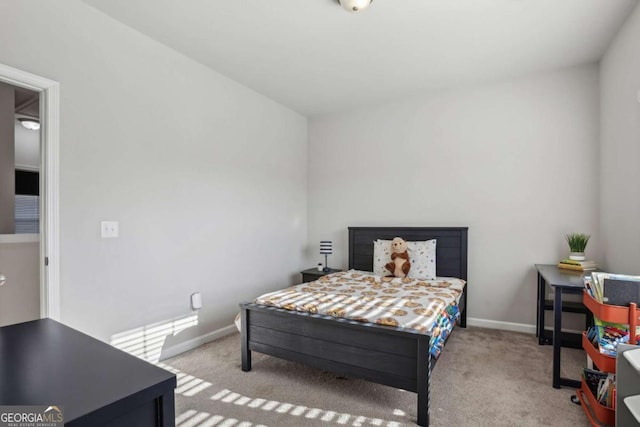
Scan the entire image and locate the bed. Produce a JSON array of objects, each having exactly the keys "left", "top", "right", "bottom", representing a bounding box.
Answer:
[{"left": 239, "top": 226, "right": 468, "bottom": 426}]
